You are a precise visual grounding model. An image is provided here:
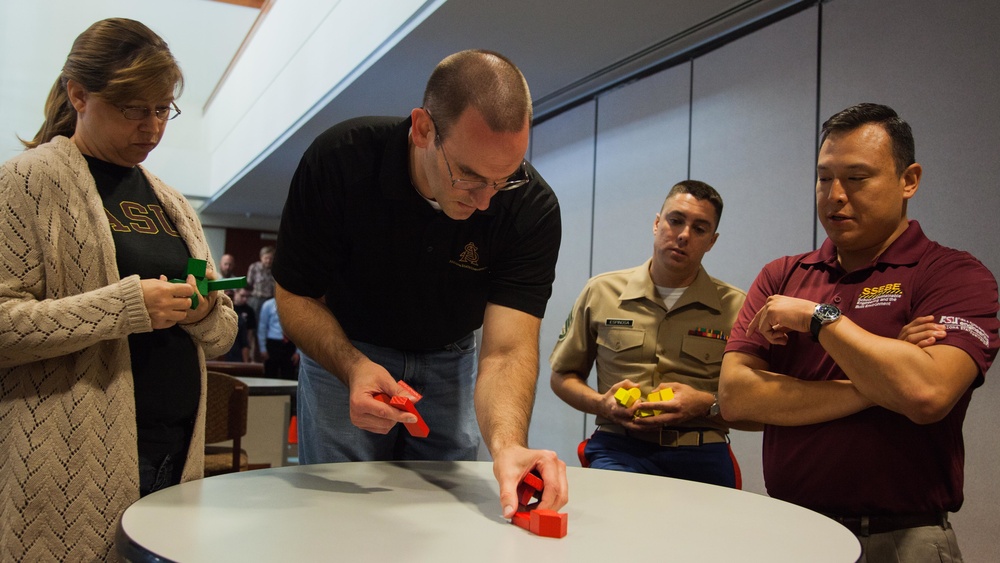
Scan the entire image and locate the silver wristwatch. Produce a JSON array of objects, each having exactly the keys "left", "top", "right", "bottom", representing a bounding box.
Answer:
[{"left": 810, "top": 303, "right": 841, "bottom": 341}]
